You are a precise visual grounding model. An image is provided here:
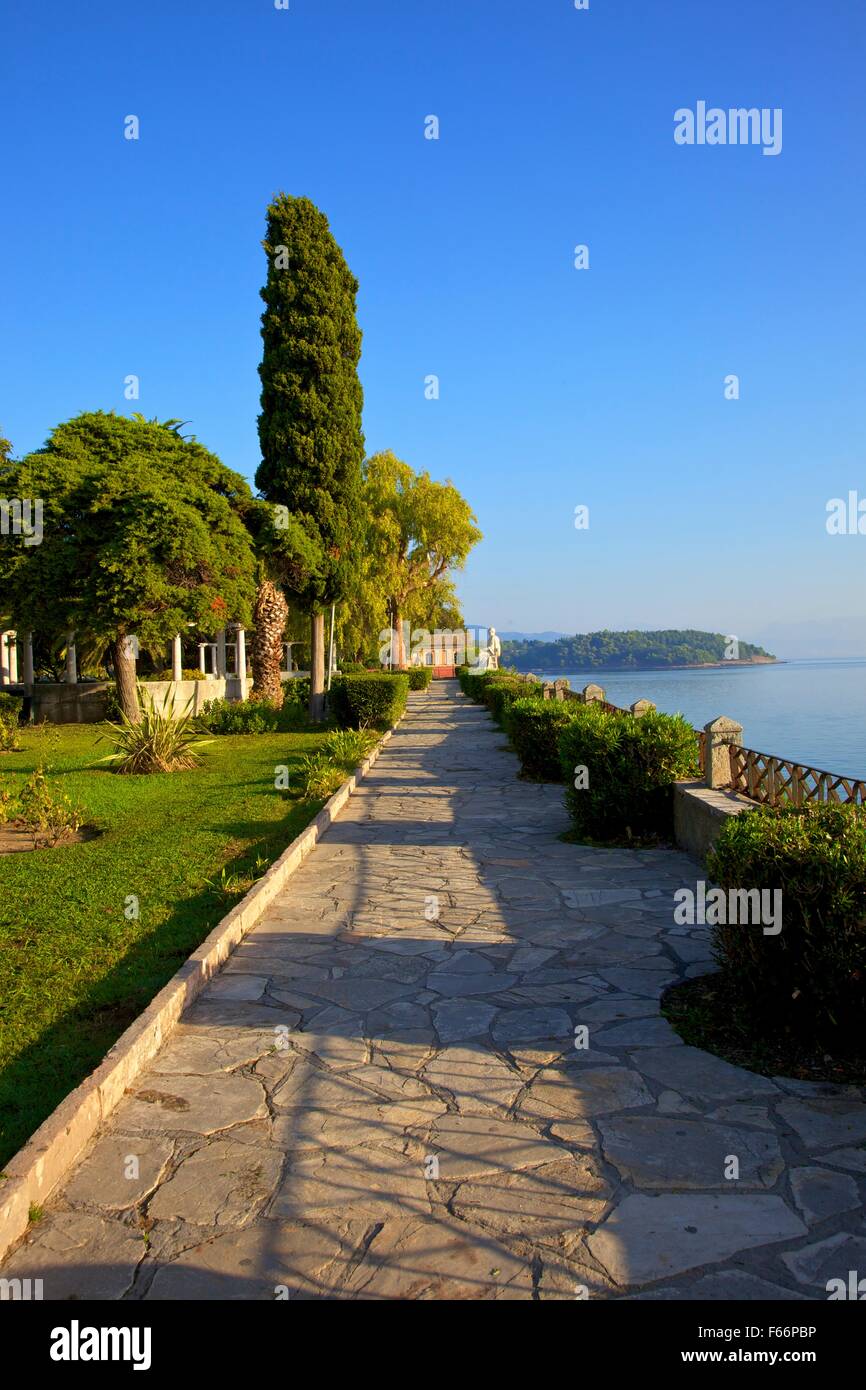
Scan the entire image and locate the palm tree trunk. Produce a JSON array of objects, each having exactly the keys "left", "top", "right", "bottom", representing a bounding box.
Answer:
[{"left": 251, "top": 579, "right": 288, "bottom": 707}]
